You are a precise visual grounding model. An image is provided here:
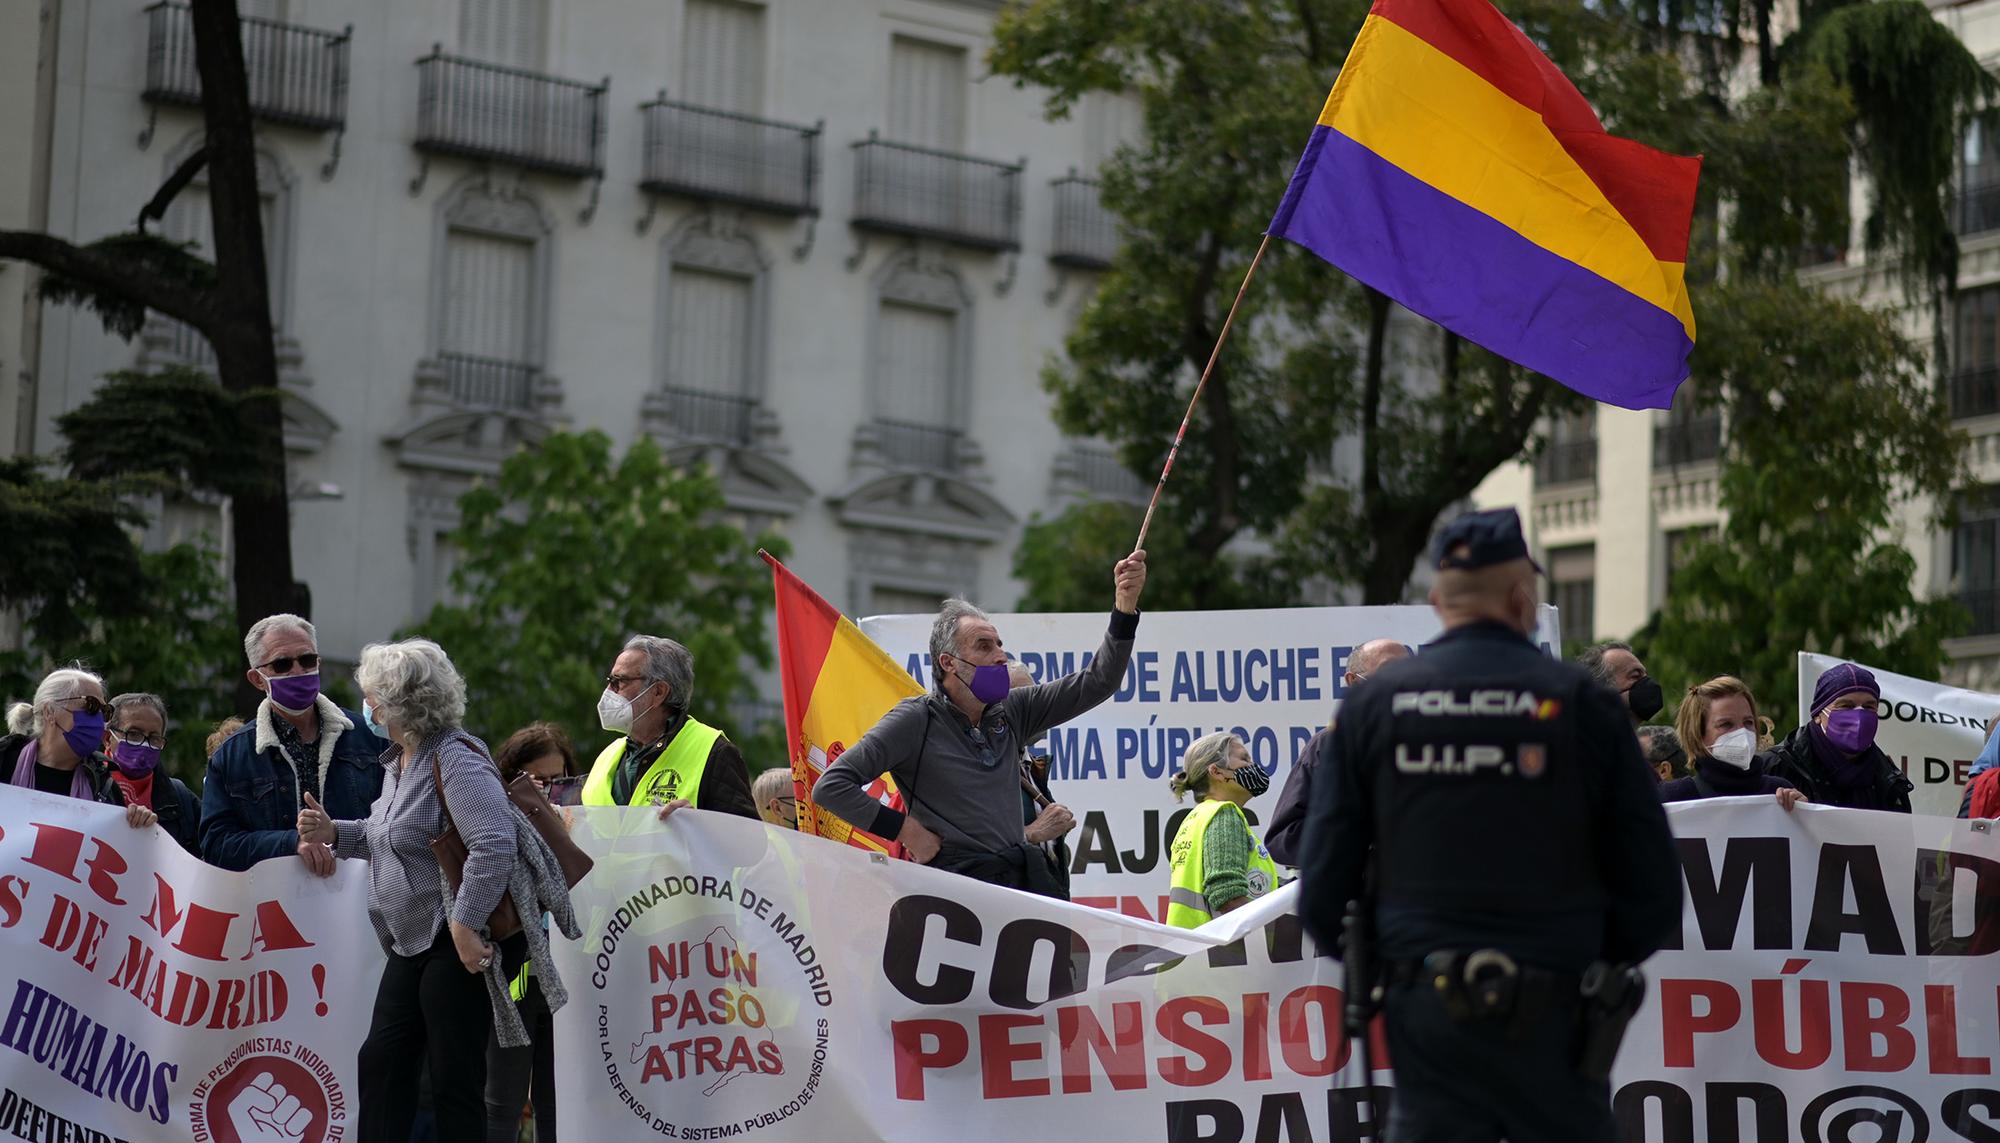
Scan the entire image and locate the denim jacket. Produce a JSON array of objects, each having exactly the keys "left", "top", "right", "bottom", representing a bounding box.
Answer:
[{"left": 200, "top": 695, "right": 386, "bottom": 870}]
